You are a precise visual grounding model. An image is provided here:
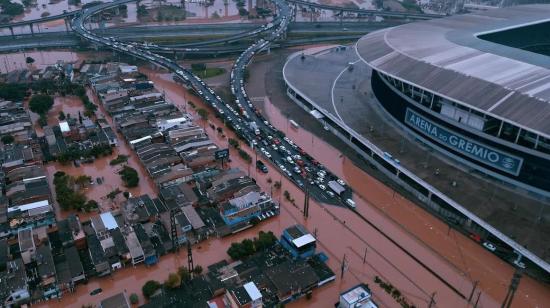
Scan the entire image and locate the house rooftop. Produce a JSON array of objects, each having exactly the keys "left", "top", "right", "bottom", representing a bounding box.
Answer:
[{"left": 100, "top": 292, "right": 130, "bottom": 308}]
